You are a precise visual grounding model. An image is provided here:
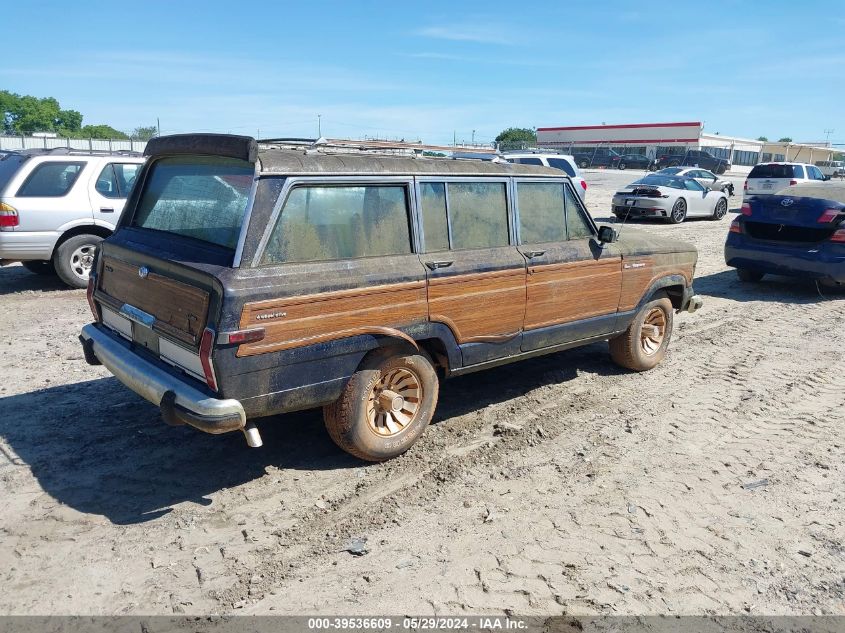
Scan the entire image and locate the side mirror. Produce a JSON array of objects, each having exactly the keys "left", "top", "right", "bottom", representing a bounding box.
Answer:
[{"left": 597, "top": 225, "right": 618, "bottom": 244}]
